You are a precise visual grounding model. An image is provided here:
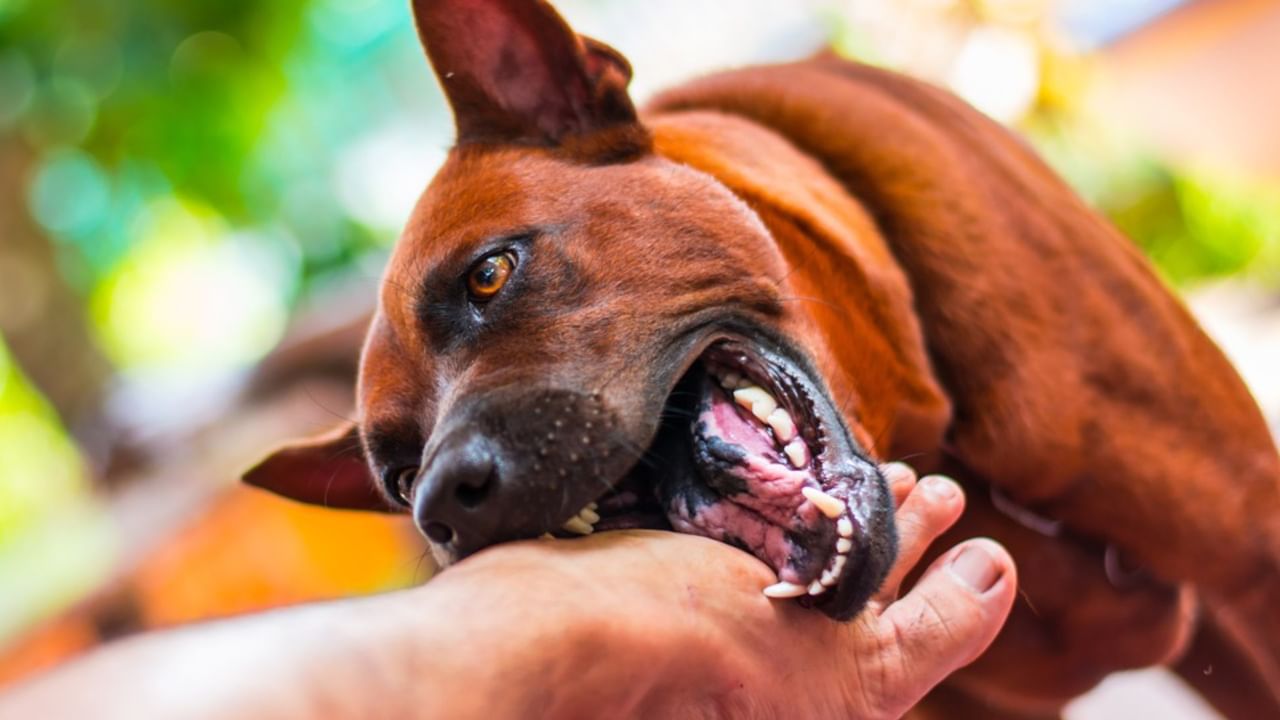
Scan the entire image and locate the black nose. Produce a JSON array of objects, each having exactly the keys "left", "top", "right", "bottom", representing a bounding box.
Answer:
[{"left": 412, "top": 431, "right": 499, "bottom": 550}]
